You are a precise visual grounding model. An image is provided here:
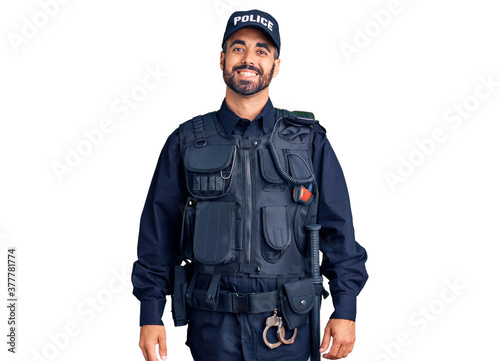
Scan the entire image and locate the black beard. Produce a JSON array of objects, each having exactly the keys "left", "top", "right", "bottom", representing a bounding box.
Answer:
[{"left": 223, "top": 61, "right": 275, "bottom": 96}]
